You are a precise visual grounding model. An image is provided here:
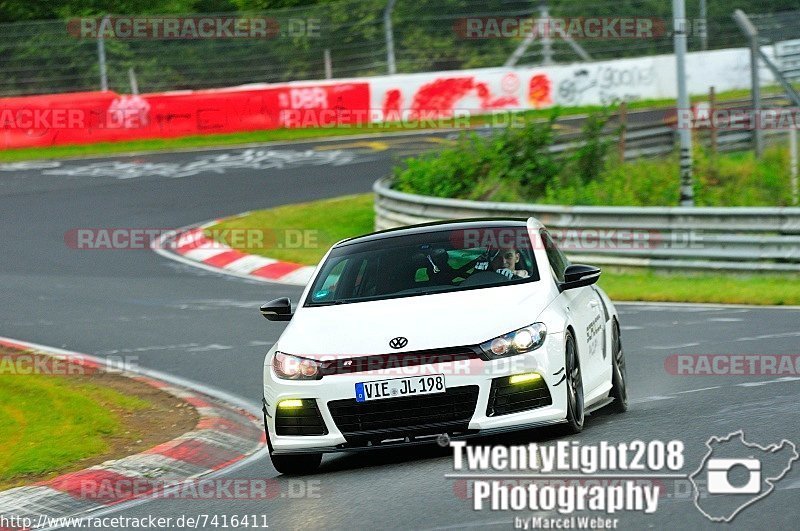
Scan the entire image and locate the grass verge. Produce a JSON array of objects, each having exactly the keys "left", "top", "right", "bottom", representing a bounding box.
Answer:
[
  {"left": 0, "top": 349, "right": 198, "bottom": 490},
  {"left": 597, "top": 271, "right": 800, "bottom": 306},
  {"left": 0, "top": 87, "right": 780, "bottom": 163},
  {"left": 209, "top": 194, "right": 375, "bottom": 265},
  {"left": 206, "top": 195, "right": 800, "bottom": 306}
]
